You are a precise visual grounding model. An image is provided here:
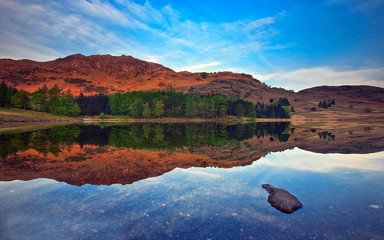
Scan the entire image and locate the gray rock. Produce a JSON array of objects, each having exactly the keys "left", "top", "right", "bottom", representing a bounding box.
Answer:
[{"left": 262, "top": 184, "right": 303, "bottom": 213}]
